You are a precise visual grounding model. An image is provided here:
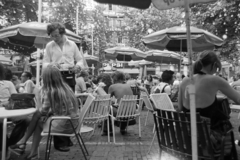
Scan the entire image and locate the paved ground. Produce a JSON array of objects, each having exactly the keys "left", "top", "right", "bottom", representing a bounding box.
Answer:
[{"left": 7, "top": 110, "right": 240, "bottom": 160}]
